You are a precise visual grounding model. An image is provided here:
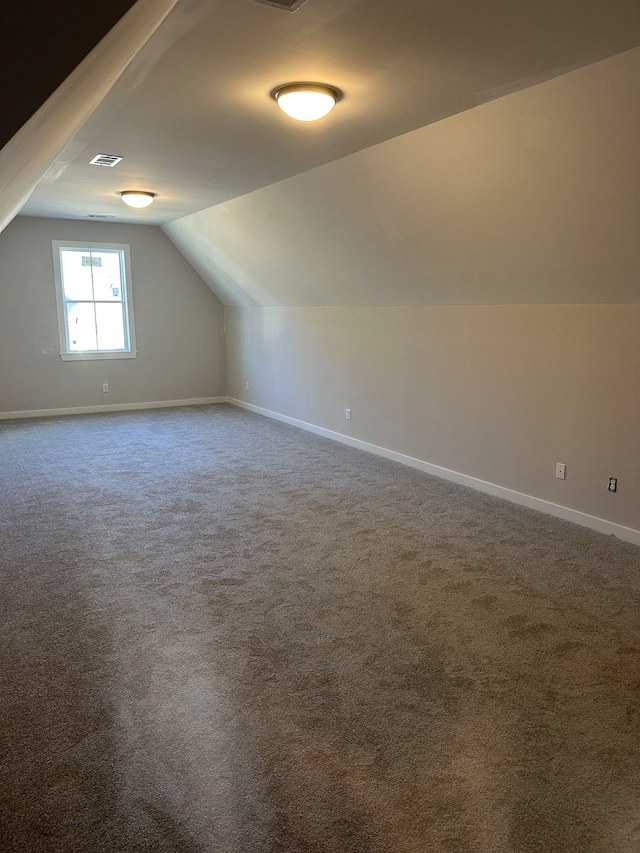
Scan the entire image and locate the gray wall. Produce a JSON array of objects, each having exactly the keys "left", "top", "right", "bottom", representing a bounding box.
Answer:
[
  {"left": 0, "top": 217, "right": 226, "bottom": 413},
  {"left": 165, "top": 51, "right": 640, "bottom": 533},
  {"left": 225, "top": 305, "right": 639, "bottom": 531}
]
